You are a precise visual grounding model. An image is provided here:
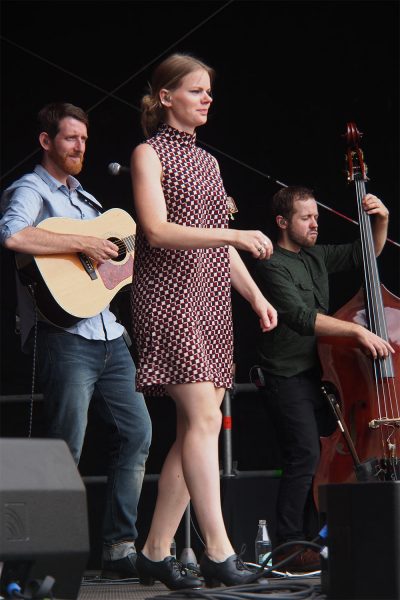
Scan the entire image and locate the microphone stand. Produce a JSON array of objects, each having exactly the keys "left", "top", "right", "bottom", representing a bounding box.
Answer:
[{"left": 179, "top": 503, "right": 198, "bottom": 568}]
